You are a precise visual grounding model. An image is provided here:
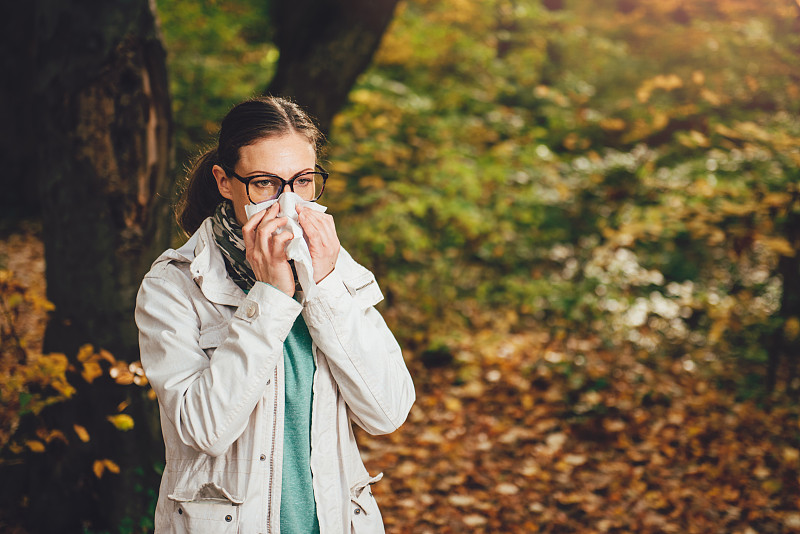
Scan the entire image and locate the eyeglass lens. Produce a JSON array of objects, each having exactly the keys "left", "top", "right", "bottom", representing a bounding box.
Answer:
[{"left": 247, "top": 172, "right": 325, "bottom": 203}]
